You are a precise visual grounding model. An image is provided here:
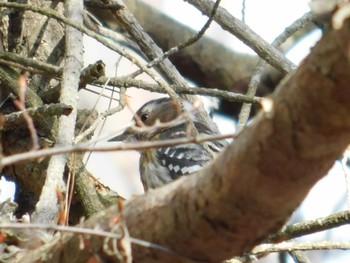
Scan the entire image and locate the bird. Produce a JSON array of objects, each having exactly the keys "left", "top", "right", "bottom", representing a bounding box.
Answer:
[{"left": 109, "top": 97, "right": 226, "bottom": 191}]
